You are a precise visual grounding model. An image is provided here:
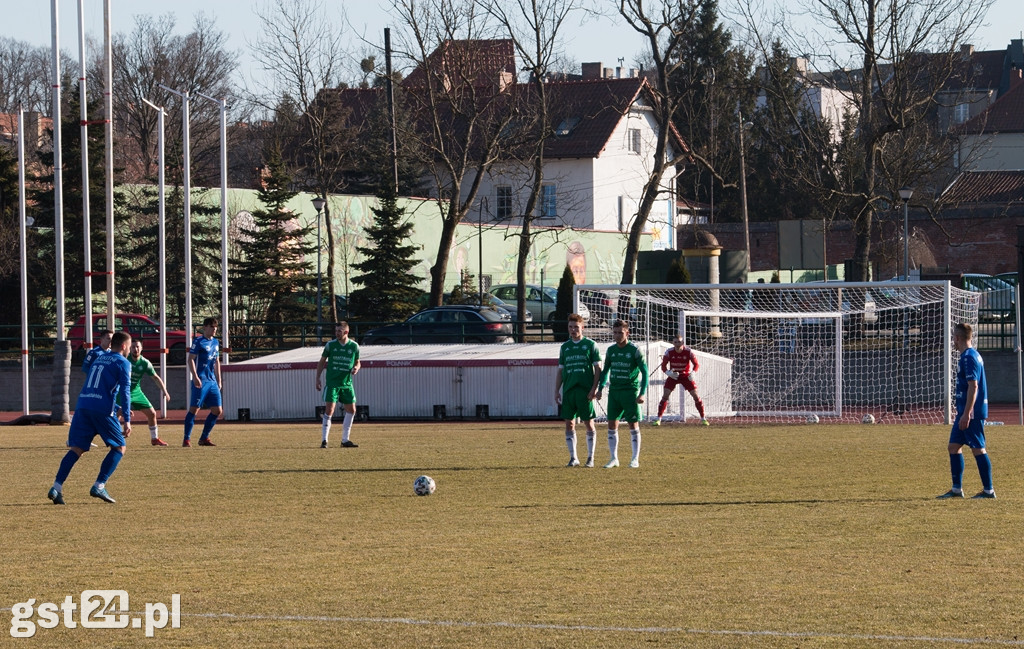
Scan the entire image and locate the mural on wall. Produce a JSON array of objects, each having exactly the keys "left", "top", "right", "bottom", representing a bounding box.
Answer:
[{"left": 219, "top": 190, "right": 651, "bottom": 300}]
